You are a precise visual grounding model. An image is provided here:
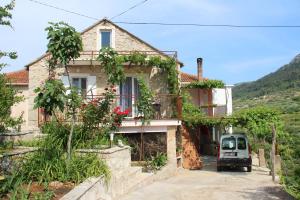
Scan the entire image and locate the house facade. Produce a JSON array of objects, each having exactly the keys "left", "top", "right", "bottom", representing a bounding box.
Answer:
[
  {"left": 7, "top": 19, "right": 184, "bottom": 168},
  {"left": 6, "top": 19, "right": 233, "bottom": 170}
]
